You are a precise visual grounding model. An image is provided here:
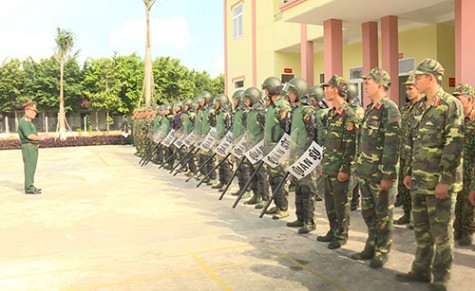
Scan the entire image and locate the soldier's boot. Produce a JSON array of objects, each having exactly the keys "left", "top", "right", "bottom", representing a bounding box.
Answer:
[
  {"left": 185, "top": 171, "right": 195, "bottom": 178},
  {"left": 369, "top": 253, "right": 389, "bottom": 269},
  {"left": 395, "top": 213, "right": 411, "bottom": 225},
  {"left": 265, "top": 207, "right": 279, "bottom": 214},
  {"left": 211, "top": 183, "right": 224, "bottom": 189},
  {"left": 395, "top": 272, "right": 431, "bottom": 283},
  {"left": 394, "top": 194, "right": 402, "bottom": 207},
  {"left": 459, "top": 233, "right": 473, "bottom": 246},
  {"left": 454, "top": 228, "right": 461, "bottom": 240},
  {"left": 272, "top": 209, "right": 289, "bottom": 220},
  {"left": 286, "top": 219, "right": 304, "bottom": 228},
  {"left": 406, "top": 223, "right": 414, "bottom": 230},
  {"left": 350, "top": 246, "right": 375, "bottom": 261},
  {"left": 240, "top": 191, "right": 251, "bottom": 200},
  {"left": 207, "top": 179, "right": 218, "bottom": 186},
  {"left": 298, "top": 221, "right": 316, "bottom": 234},
  {"left": 317, "top": 231, "right": 334, "bottom": 242},
  {"left": 244, "top": 195, "right": 261, "bottom": 205},
  {"left": 328, "top": 238, "right": 347, "bottom": 250},
  {"left": 430, "top": 283, "right": 448, "bottom": 291},
  {"left": 254, "top": 199, "right": 268, "bottom": 209}
]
